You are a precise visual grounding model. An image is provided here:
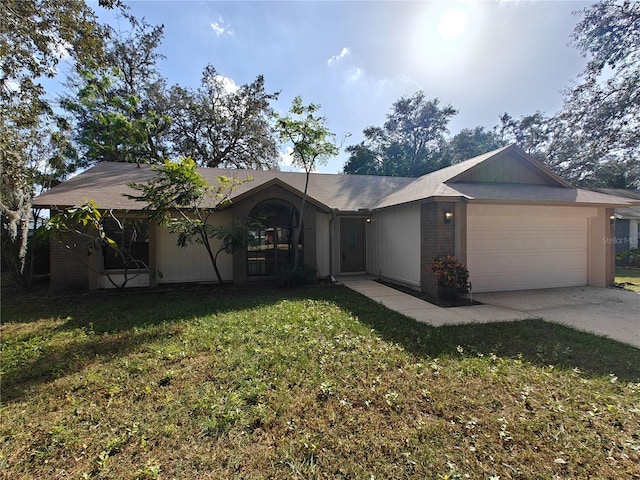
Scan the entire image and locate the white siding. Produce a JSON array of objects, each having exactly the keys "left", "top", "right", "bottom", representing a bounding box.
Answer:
[
  {"left": 368, "top": 204, "right": 421, "bottom": 287},
  {"left": 156, "top": 210, "right": 233, "bottom": 284},
  {"left": 467, "top": 205, "right": 594, "bottom": 292},
  {"left": 316, "top": 212, "right": 331, "bottom": 278},
  {"left": 98, "top": 272, "right": 149, "bottom": 289}
]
